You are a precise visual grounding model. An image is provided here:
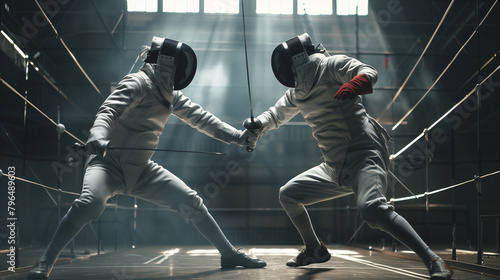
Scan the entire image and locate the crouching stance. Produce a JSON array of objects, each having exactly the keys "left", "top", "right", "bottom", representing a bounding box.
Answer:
[
  {"left": 28, "top": 36, "right": 265, "bottom": 279},
  {"left": 249, "top": 33, "right": 452, "bottom": 280}
]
